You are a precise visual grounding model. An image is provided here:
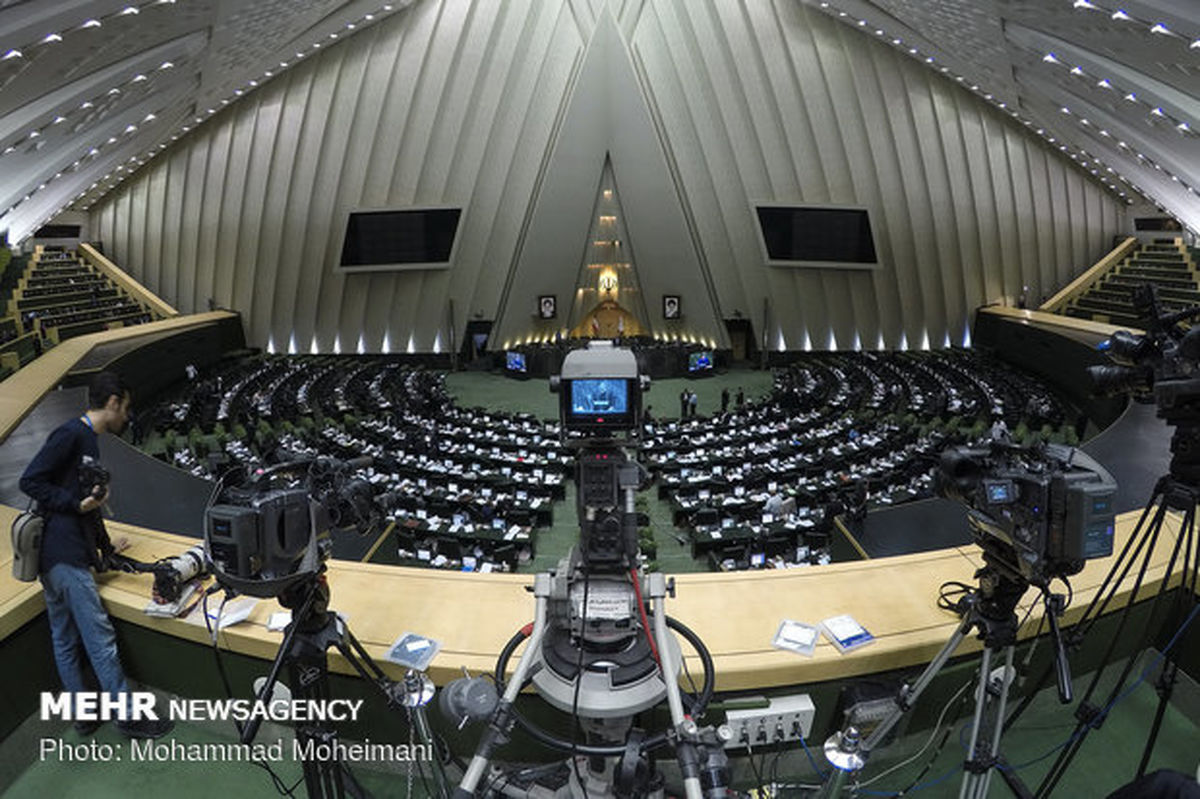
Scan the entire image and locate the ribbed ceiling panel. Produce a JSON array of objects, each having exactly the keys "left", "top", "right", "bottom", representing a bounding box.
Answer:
[{"left": 88, "top": 0, "right": 1125, "bottom": 353}]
